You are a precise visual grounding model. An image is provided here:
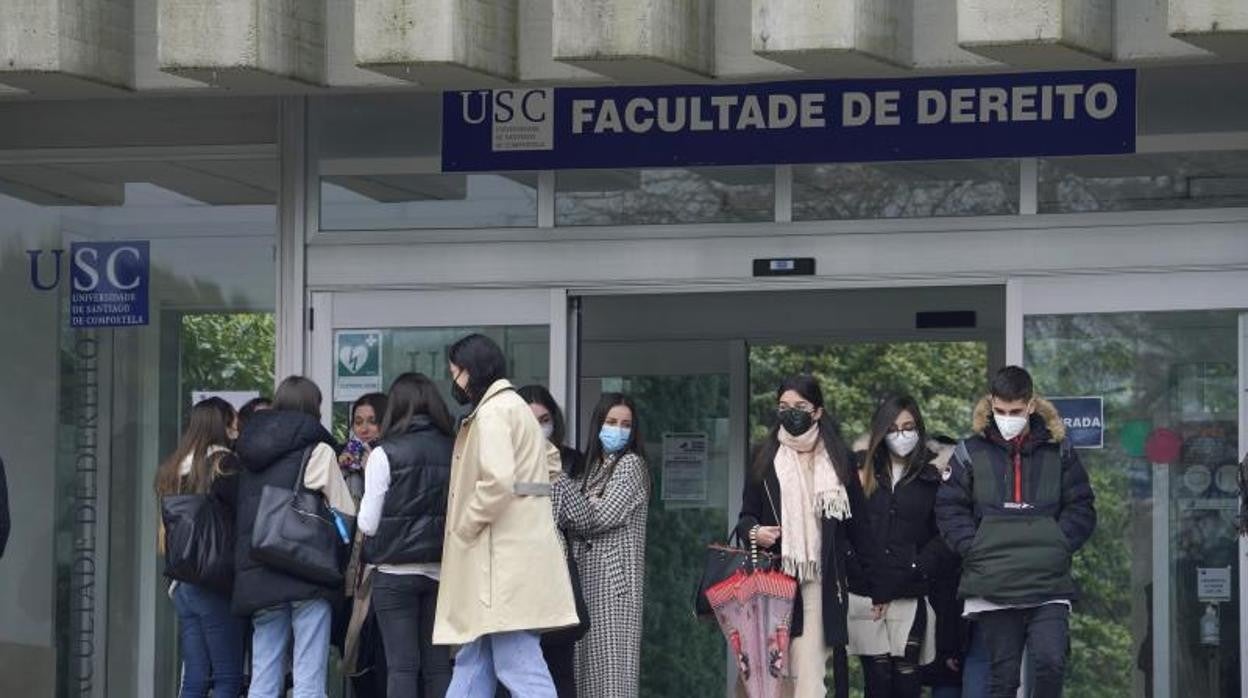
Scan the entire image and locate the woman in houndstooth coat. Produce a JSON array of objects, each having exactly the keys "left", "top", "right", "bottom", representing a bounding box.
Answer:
[{"left": 552, "top": 392, "right": 649, "bottom": 698}]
